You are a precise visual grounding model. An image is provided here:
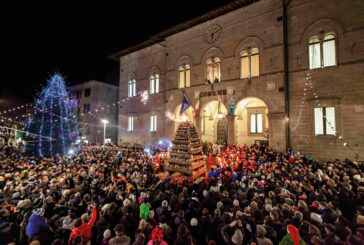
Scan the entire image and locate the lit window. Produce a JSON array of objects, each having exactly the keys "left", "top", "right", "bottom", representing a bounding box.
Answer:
[
  {"left": 240, "top": 48, "right": 260, "bottom": 79},
  {"left": 309, "top": 37, "right": 321, "bottom": 69},
  {"left": 127, "top": 117, "right": 134, "bottom": 132},
  {"left": 323, "top": 35, "right": 336, "bottom": 67},
  {"left": 150, "top": 115, "right": 157, "bottom": 131},
  {"left": 250, "top": 113, "right": 263, "bottom": 134},
  {"left": 128, "top": 79, "right": 136, "bottom": 97},
  {"left": 150, "top": 74, "right": 159, "bottom": 94},
  {"left": 314, "top": 107, "right": 336, "bottom": 135},
  {"left": 309, "top": 34, "right": 336, "bottom": 69},
  {"left": 179, "top": 65, "right": 191, "bottom": 88},
  {"left": 206, "top": 57, "right": 221, "bottom": 83}
]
